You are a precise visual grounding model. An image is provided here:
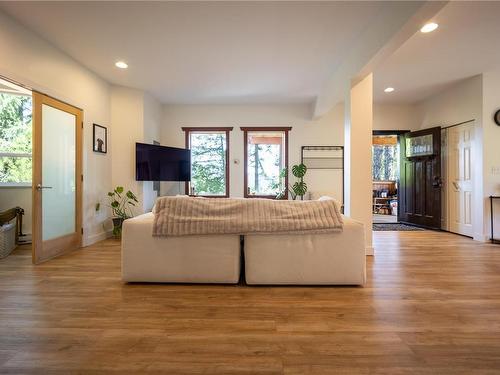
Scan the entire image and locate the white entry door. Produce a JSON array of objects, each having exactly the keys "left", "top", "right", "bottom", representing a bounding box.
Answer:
[{"left": 448, "top": 123, "right": 474, "bottom": 237}]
